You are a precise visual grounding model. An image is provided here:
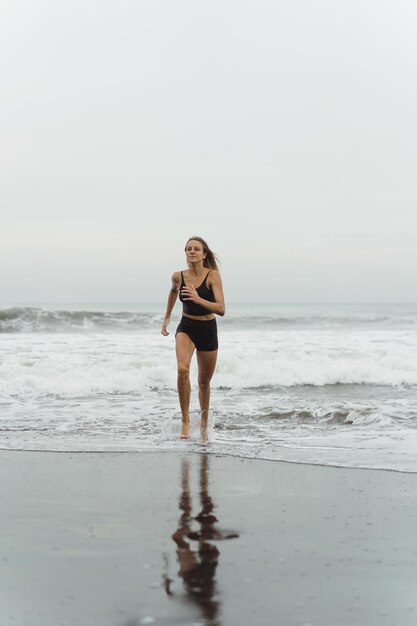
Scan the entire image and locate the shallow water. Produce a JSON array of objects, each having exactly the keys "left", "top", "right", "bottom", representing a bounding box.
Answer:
[{"left": 1, "top": 302, "right": 417, "bottom": 471}]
